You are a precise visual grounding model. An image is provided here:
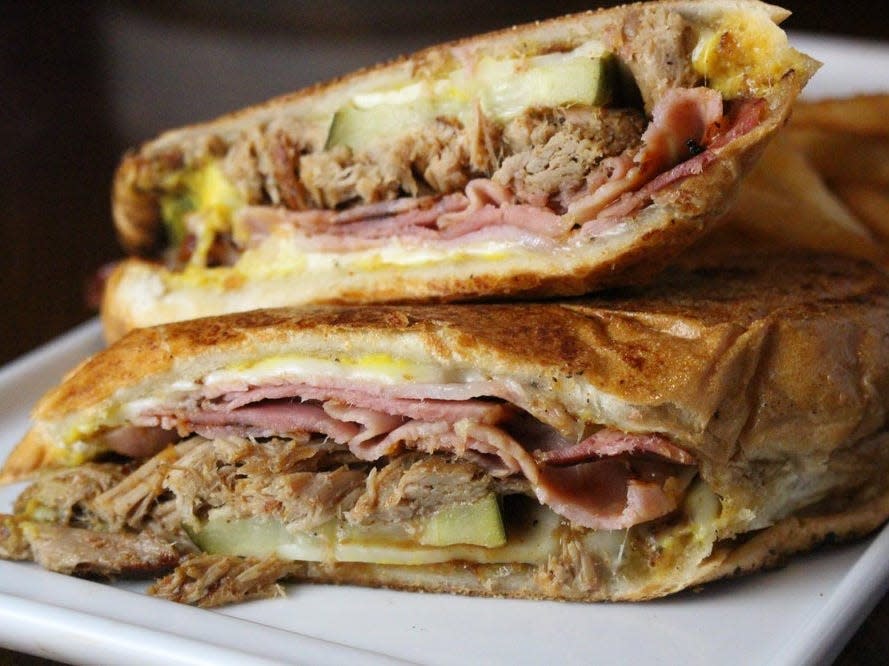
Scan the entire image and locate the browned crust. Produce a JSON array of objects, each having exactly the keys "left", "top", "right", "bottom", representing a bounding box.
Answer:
[
  {"left": 57, "top": 253, "right": 889, "bottom": 413},
  {"left": 8, "top": 252, "right": 889, "bottom": 485}
]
